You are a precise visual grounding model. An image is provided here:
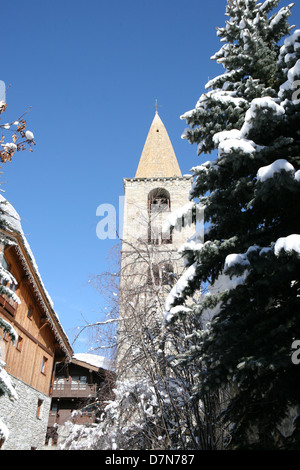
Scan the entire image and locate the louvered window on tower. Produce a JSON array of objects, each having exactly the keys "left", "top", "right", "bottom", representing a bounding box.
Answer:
[
  {"left": 147, "top": 264, "right": 160, "bottom": 286},
  {"left": 160, "top": 262, "right": 175, "bottom": 286},
  {"left": 147, "top": 262, "right": 174, "bottom": 287},
  {"left": 147, "top": 188, "right": 172, "bottom": 245}
]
